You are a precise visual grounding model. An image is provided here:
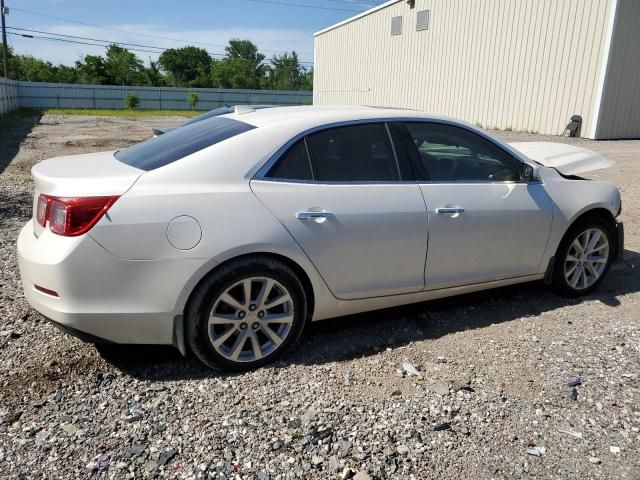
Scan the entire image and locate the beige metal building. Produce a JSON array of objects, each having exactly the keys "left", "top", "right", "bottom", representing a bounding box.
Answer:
[{"left": 313, "top": 0, "right": 640, "bottom": 139}]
